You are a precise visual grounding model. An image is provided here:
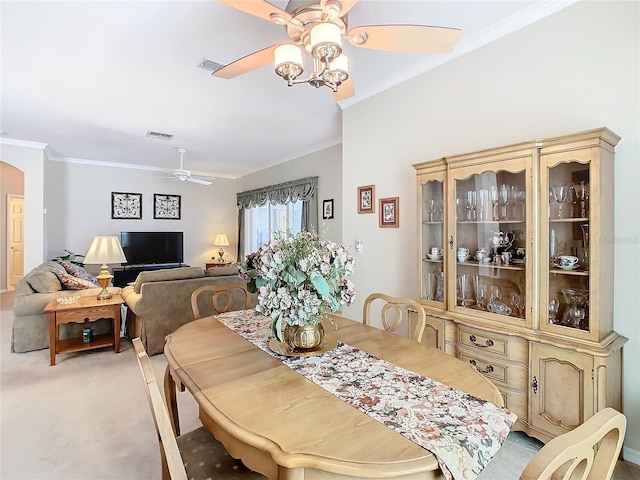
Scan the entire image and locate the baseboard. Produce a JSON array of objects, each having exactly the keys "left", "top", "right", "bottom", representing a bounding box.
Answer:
[{"left": 624, "top": 445, "right": 640, "bottom": 466}]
